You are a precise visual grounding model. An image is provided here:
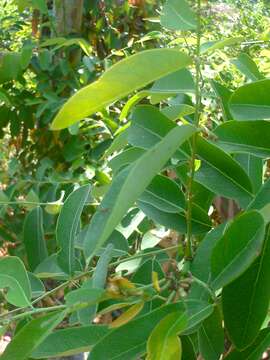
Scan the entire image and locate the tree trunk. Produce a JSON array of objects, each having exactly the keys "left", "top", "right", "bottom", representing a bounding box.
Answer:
[{"left": 53, "top": 0, "right": 84, "bottom": 35}]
